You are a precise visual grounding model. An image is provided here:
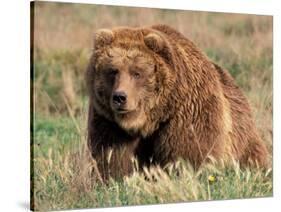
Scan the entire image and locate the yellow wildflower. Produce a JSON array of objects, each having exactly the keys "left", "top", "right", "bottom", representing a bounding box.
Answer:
[{"left": 208, "top": 175, "right": 216, "bottom": 183}]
